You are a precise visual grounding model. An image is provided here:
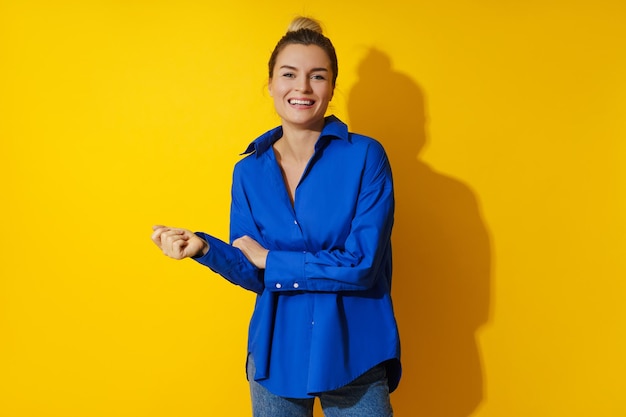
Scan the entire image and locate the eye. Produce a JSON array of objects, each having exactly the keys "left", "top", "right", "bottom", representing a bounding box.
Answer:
[
  {"left": 311, "top": 74, "right": 326, "bottom": 80},
  {"left": 281, "top": 72, "right": 295, "bottom": 78}
]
